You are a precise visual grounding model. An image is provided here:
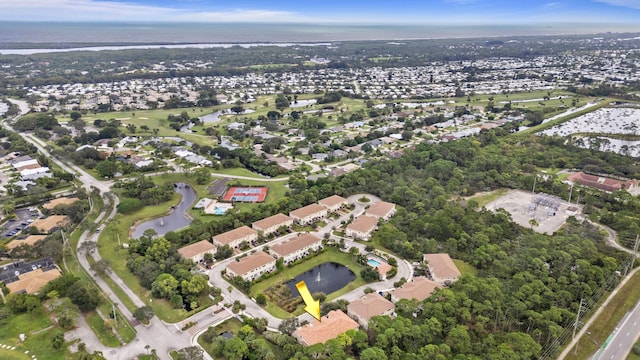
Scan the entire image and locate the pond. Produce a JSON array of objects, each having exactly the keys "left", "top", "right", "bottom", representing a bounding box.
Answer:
[
  {"left": 131, "top": 183, "right": 197, "bottom": 239},
  {"left": 199, "top": 109, "right": 256, "bottom": 124},
  {"left": 286, "top": 262, "right": 355, "bottom": 296}
]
